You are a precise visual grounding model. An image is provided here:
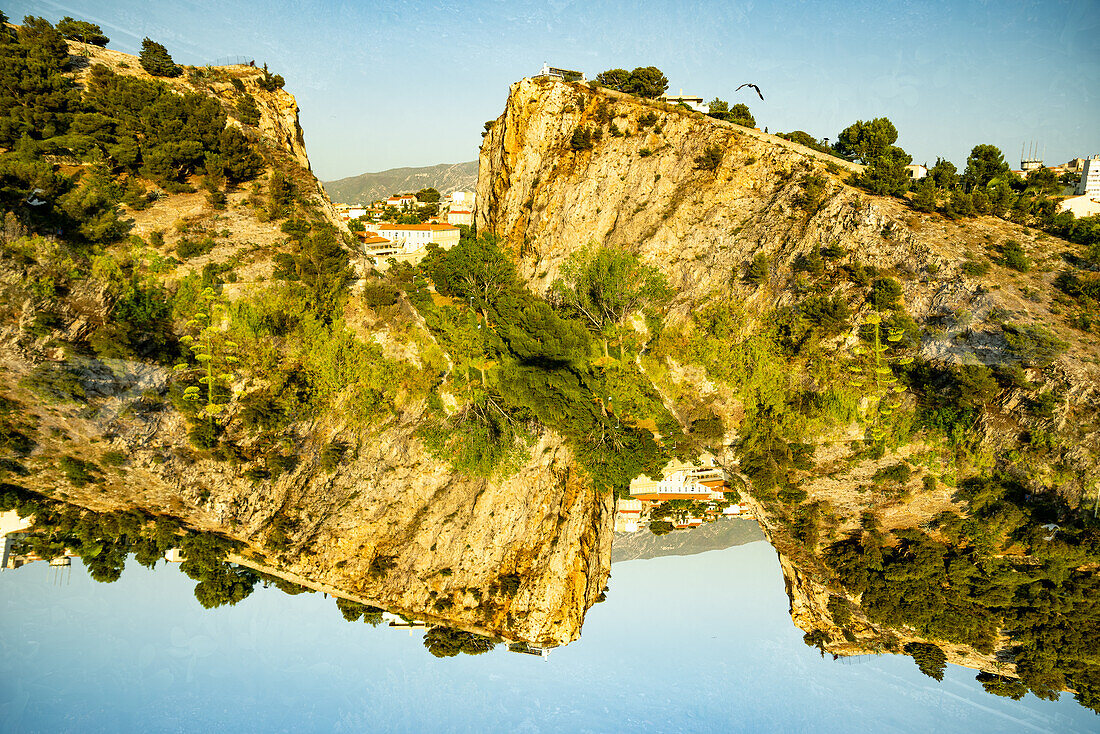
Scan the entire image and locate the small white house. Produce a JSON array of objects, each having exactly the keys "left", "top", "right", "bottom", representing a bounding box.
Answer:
[
  {"left": 660, "top": 91, "right": 709, "bottom": 113},
  {"left": 906, "top": 164, "right": 928, "bottom": 180}
]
